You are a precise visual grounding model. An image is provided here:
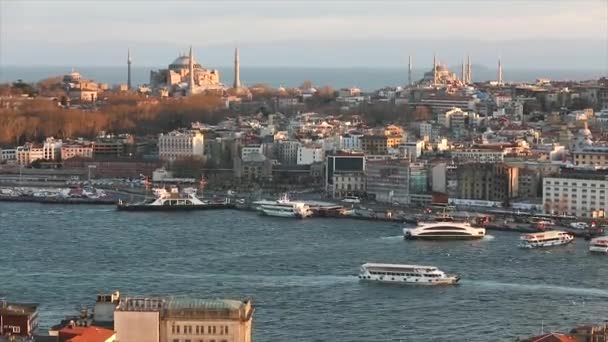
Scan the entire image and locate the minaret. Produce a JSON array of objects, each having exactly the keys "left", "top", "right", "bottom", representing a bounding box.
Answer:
[
  {"left": 127, "top": 49, "right": 132, "bottom": 90},
  {"left": 432, "top": 53, "right": 437, "bottom": 86},
  {"left": 497, "top": 58, "right": 503, "bottom": 86},
  {"left": 467, "top": 55, "right": 472, "bottom": 84},
  {"left": 233, "top": 47, "right": 241, "bottom": 89},
  {"left": 408, "top": 55, "right": 412, "bottom": 86},
  {"left": 188, "top": 45, "right": 194, "bottom": 94},
  {"left": 461, "top": 60, "right": 465, "bottom": 84}
]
